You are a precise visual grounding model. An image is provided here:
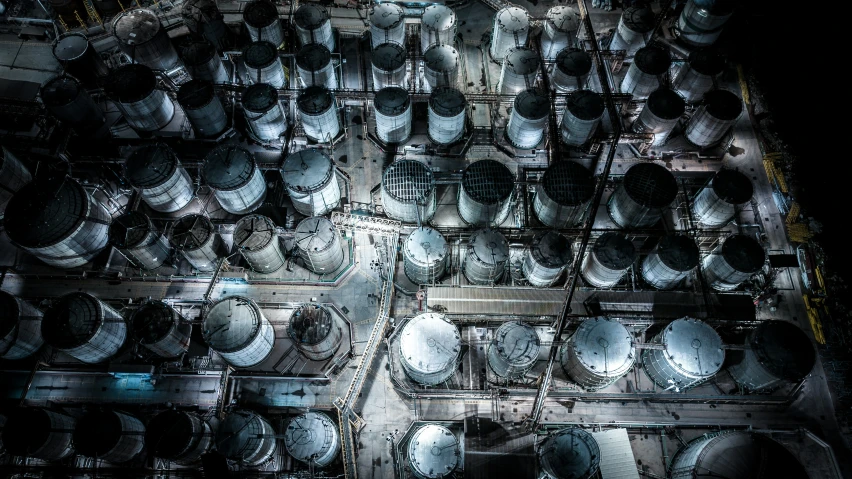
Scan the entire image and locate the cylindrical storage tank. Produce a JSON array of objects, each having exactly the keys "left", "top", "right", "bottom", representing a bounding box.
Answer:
[
  {"left": 407, "top": 424, "right": 460, "bottom": 479},
  {"left": 203, "top": 296, "right": 274, "bottom": 368},
  {"left": 113, "top": 9, "right": 180, "bottom": 71},
  {"left": 234, "top": 214, "right": 285, "bottom": 273},
  {"left": 487, "top": 321, "right": 540, "bottom": 379},
  {"left": 729, "top": 320, "right": 816, "bottom": 393},
  {"left": 1, "top": 408, "right": 75, "bottom": 460},
  {"left": 463, "top": 229, "right": 510, "bottom": 285},
  {"left": 403, "top": 227, "right": 448, "bottom": 285},
  {"left": 177, "top": 80, "right": 228, "bottom": 138},
  {"left": 607, "top": 162, "right": 678, "bottom": 228},
  {"left": 428, "top": 87, "right": 466, "bottom": 145},
  {"left": 41, "top": 75, "right": 105, "bottom": 135},
  {"left": 538, "top": 427, "right": 600, "bottom": 479},
  {"left": 399, "top": 313, "right": 461, "bottom": 385},
  {"left": 458, "top": 159, "right": 514, "bottom": 226},
  {"left": 498, "top": 47, "right": 540, "bottom": 95},
  {"left": 561, "top": 317, "right": 635, "bottom": 390},
  {"left": 124, "top": 144, "right": 195, "bottom": 213},
  {"left": 685, "top": 89, "right": 743, "bottom": 147},
  {"left": 507, "top": 89, "right": 550, "bottom": 149},
  {"left": 381, "top": 159, "right": 436, "bottom": 223},
  {"left": 372, "top": 42, "right": 407, "bottom": 89},
  {"left": 280, "top": 149, "right": 341, "bottom": 217},
  {"left": 702, "top": 234, "right": 765, "bottom": 291},
  {"left": 551, "top": 48, "right": 592, "bottom": 93},
  {"left": 632, "top": 88, "right": 685, "bottom": 146},
  {"left": 676, "top": 0, "right": 735, "bottom": 47},
  {"left": 52, "top": 32, "right": 109, "bottom": 87},
  {"left": 74, "top": 410, "right": 144, "bottom": 463},
  {"left": 105, "top": 64, "right": 175, "bottom": 132},
  {"left": 369, "top": 2, "right": 405, "bottom": 49},
  {"left": 0, "top": 291, "right": 44, "bottom": 360},
  {"left": 293, "top": 3, "right": 335, "bottom": 51},
  {"left": 421, "top": 4, "right": 456, "bottom": 52},
  {"left": 691, "top": 168, "right": 753, "bottom": 228},
  {"left": 490, "top": 6, "right": 529, "bottom": 61},
  {"left": 294, "top": 216, "right": 345, "bottom": 274},
  {"left": 243, "top": 41, "right": 285, "bottom": 88},
  {"left": 560, "top": 89, "right": 604, "bottom": 147},
  {"left": 242, "top": 83, "right": 288, "bottom": 142},
  {"left": 4, "top": 178, "right": 110, "bottom": 269},
  {"left": 41, "top": 293, "right": 126, "bottom": 364},
  {"left": 181, "top": 40, "right": 228, "bottom": 84},
  {"left": 297, "top": 86, "right": 341, "bottom": 143},
  {"left": 216, "top": 410, "right": 277, "bottom": 466},
  {"left": 284, "top": 411, "right": 340, "bottom": 467},
  {"left": 374, "top": 87, "right": 412, "bottom": 144},
  {"left": 170, "top": 214, "right": 223, "bottom": 272},
  {"left": 287, "top": 304, "right": 342, "bottom": 361},
  {"left": 608, "top": 5, "right": 655, "bottom": 55},
  {"left": 641, "top": 317, "right": 724, "bottom": 391},
  {"left": 202, "top": 145, "right": 268, "bottom": 215},
  {"left": 243, "top": 0, "right": 284, "bottom": 48},
  {"left": 296, "top": 43, "right": 338, "bottom": 89},
  {"left": 145, "top": 410, "right": 212, "bottom": 465},
  {"left": 0, "top": 147, "right": 32, "bottom": 219},
  {"left": 641, "top": 235, "right": 699, "bottom": 290},
  {"left": 131, "top": 300, "right": 191, "bottom": 358},
  {"left": 581, "top": 233, "right": 636, "bottom": 288},
  {"left": 522, "top": 231, "right": 573, "bottom": 288},
  {"left": 620, "top": 44, "right": 671, "bottom": 100},
  {"left": 108, "top": 211, "right": 171, "bottom": 270},
  {"left": 181, "top": 0, "right": 228, "bottom": 49},
  {"left": 423, "top": 44, "right": 459, "bottom": 90},
  {"left": 673, "top": 47, "right": 724, "bottom": 102},
  {"left": 541, "top": 6, "right": 580, "bottom": 61}
]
